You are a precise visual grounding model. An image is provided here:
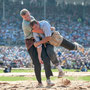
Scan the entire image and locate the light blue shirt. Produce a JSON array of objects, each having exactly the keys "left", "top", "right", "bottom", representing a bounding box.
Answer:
[{"left": 33, "top": 20, "right": 53, "bottom": 48}]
